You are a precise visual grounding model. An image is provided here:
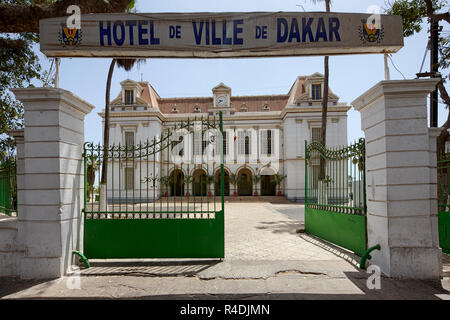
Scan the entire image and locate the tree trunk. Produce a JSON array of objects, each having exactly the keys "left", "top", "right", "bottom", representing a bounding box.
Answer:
[
  {"left": 319, "top": 0, "right": 330, "bottom": 180},
  {"left": 99, "top": 58, "right": 116, "bottom": 212}
]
